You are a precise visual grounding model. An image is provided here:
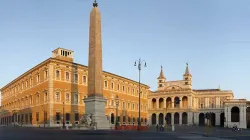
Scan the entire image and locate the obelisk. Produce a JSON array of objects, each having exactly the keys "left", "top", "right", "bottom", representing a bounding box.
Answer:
[{"left": 83, "top": 0, "right": 110, "bottom": 130}]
